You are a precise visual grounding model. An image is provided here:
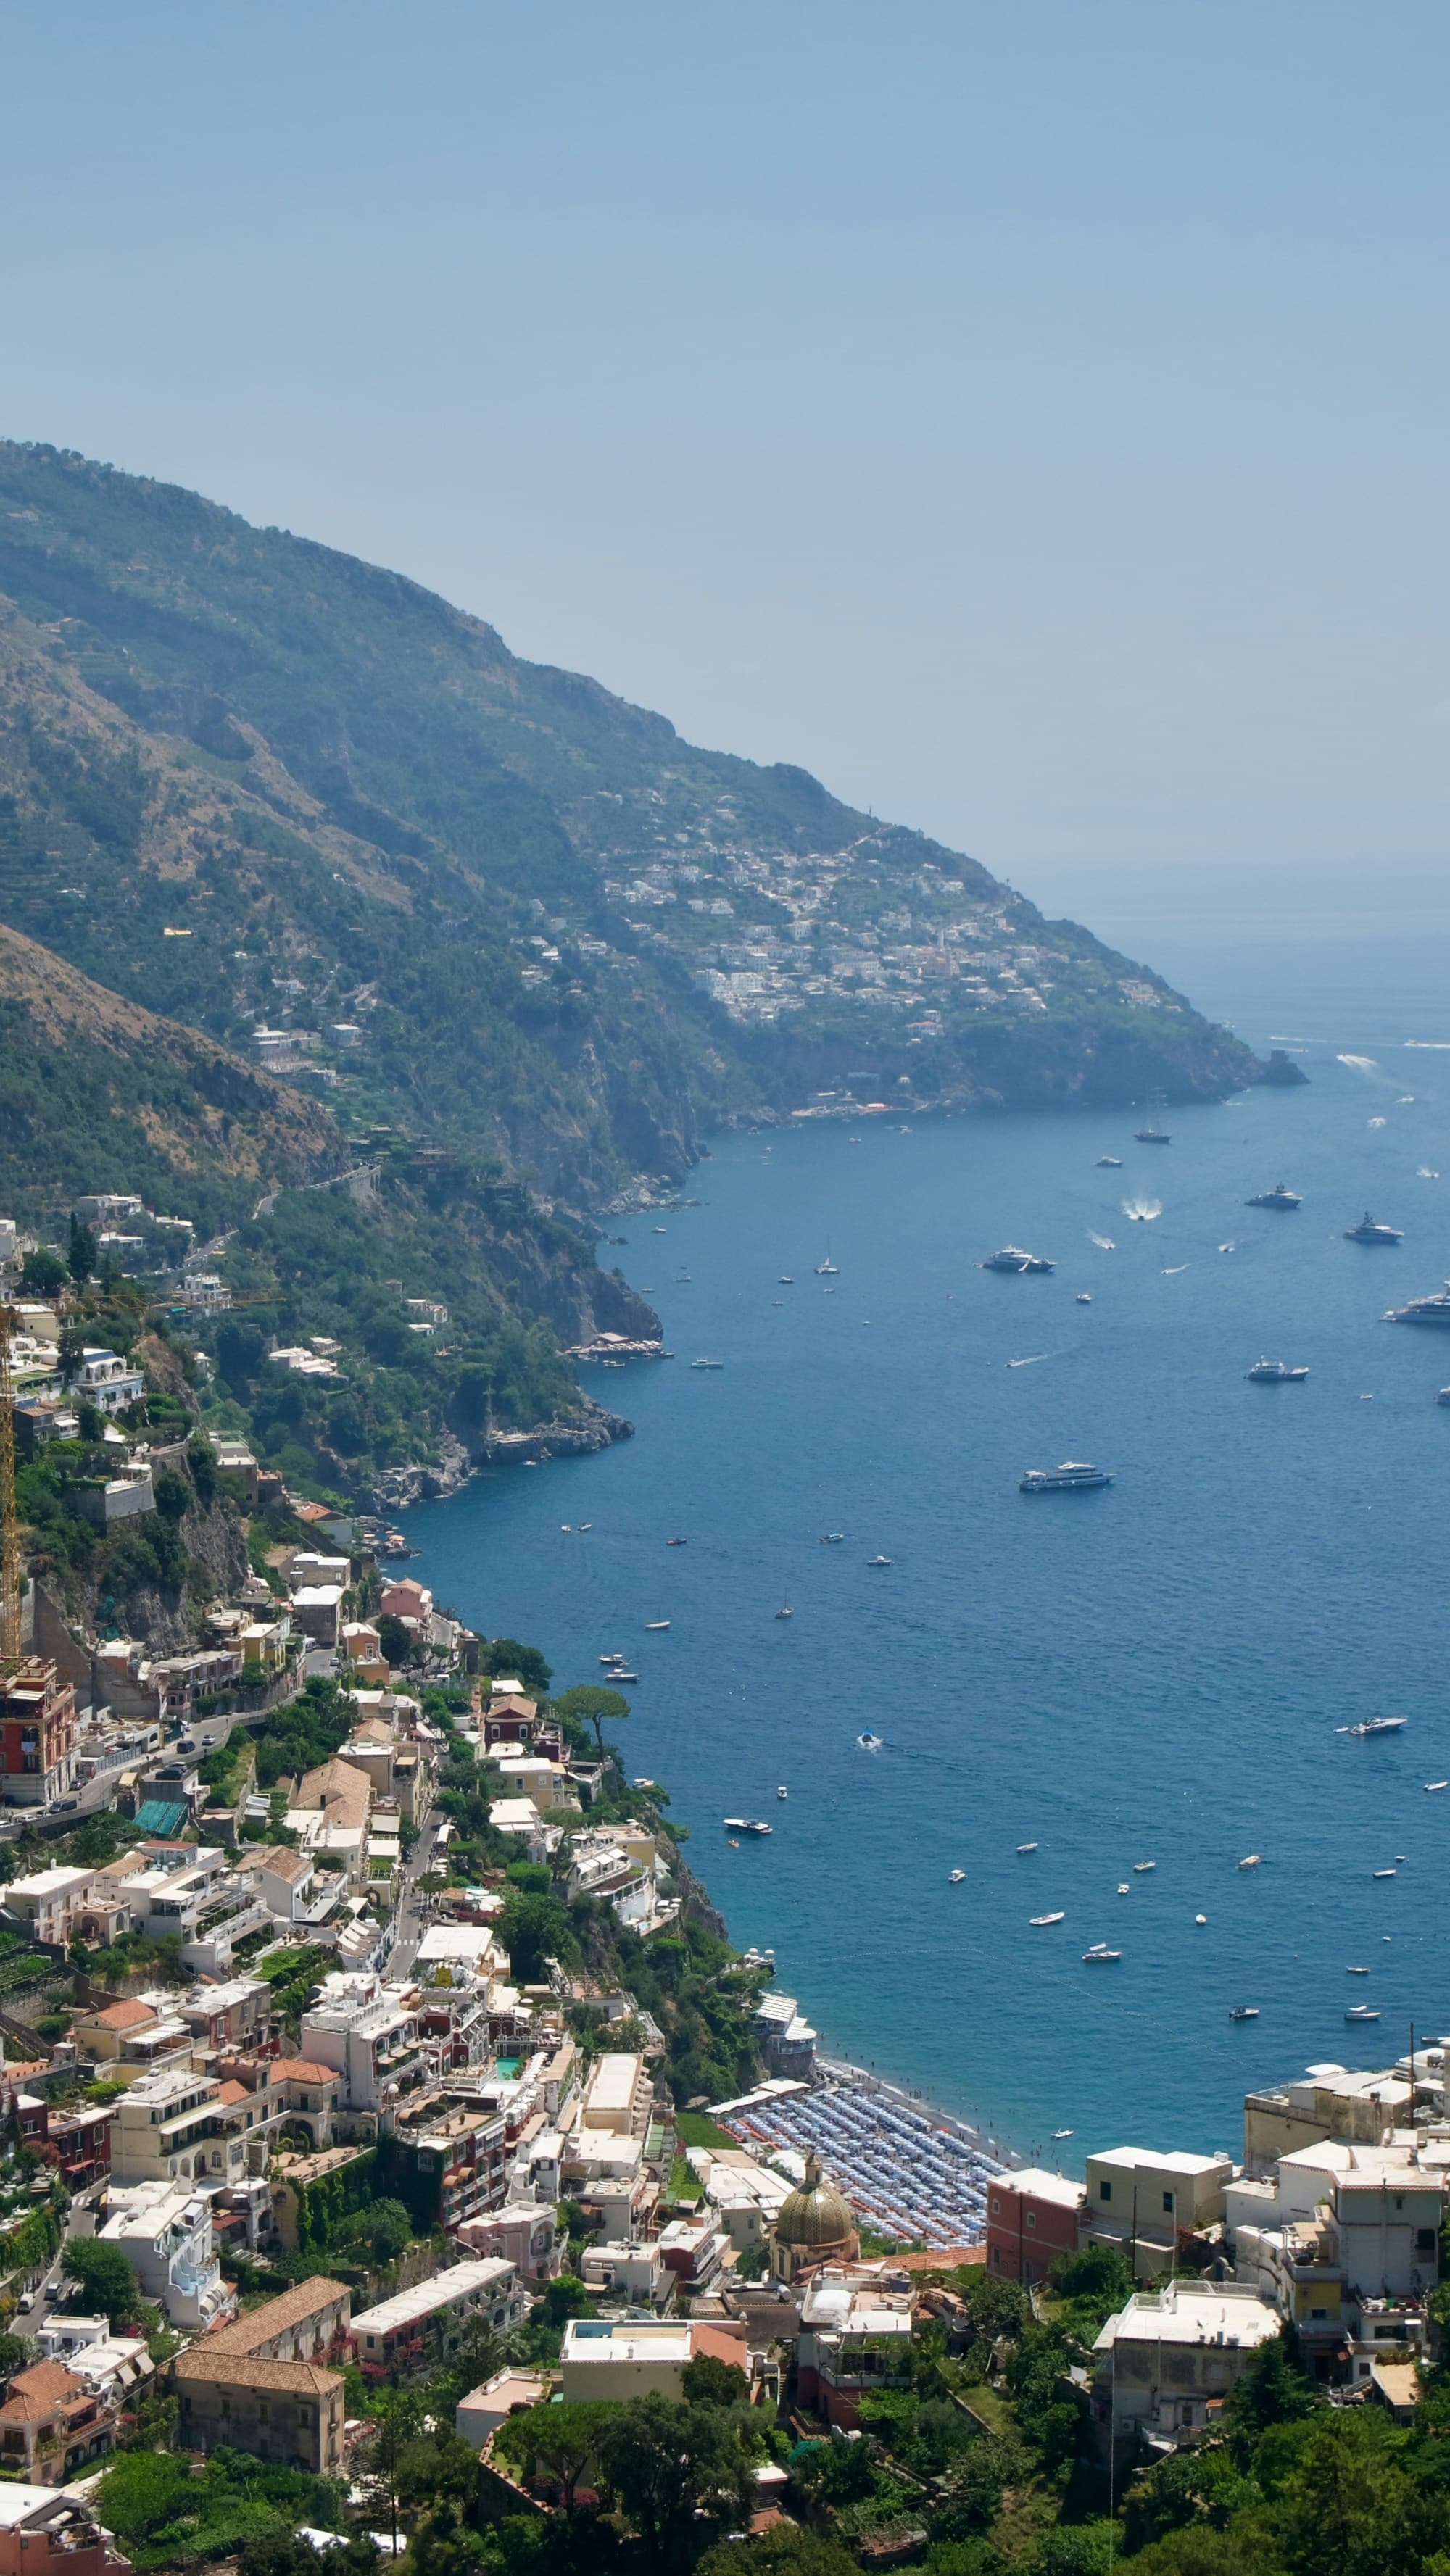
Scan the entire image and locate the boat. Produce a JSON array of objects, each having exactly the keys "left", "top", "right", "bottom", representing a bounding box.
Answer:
[
  {"left": 1346, "top": 1716, "right": 1407, "bottom": 1737},
  {"left": 1019, "top": 1463, "right": 1114, "bottom": 1492},
  {"left": 816, "top": 1244, "right": 840, "bottom": 1276},
  {"left": 1346, "top": 2004, "right": 1381, "bottom": 2022},
  {"left": 666, "top": 1536, "right": 688, "bottom": 1545},
  {"left": 1097, "top": 1156, "right": 1123, "bottom": 1168},
  {"left": 778, "top": 1276, "right": 794, "bottom": 1284},
  {"left": 579, "top": 1522, "right": 592, "bottom": 1530},
  {"left": 776, "top": 1785, "right": 788, "bottom": 1799},
  {"left": 819, "top": 1532, "right": 845, "bottom": 1544},
  {"left": 1346, "top": 1965, "right": 1370, "bottom": 1974},
  {"left": 1132, "top": 1860, "right": 1156, "bottom": 1874},
  {"left": 1346, "top": 1213, "right": 1404, "bottom": 1243},
  {"left": 1195, "top": 1913, "right": 1207, "bottom": 1924},
  {"left": 691, "top": 1358, "right": 725, "bottom": 1369},
  {"left": 1229, "top": 2006, "right": 1260, "bottom": 2022},
  {"left": 1247, "top": 1184, "right": 1301, "bottom": 1210},
  {"left": 611, "top": 1669, "right": 639, "bottom": 1683},
  {"left": 1246, "top": 1358, "right": 1309, "bottom": 1382},
  {"left": 1438, "top": 1388, "right": 1450, "bottom": 1405},
  {"left": 1425, "top": 1780, "right": 1449, "bottom": 1792},
  {"left": 1082, "top": 1944, "right": 1122, "bottom": 1962},
  {"left": 949, "top": 1868, "right": 966, "bottom": 1885},
  {"left": 1075, "top": 1292, "right": 1092, "bottom": 1304},
  {"left": 1238, "top": 1854, "right": 1263, "bottom": 1869},
  {"left": 867, "top": 1554, "right": 893, "bottom": 1566},
  {"left": 1030, "top": 1911, "right": 1066, "bottom": 1927},
  {"left": 727, "top": 1837, "right": 740, "bottom": 1848},
  {"left": 1385, "top": 1284, "right": 1450, "bottom": 1325},
  {"left": 1372, "top": 1868, "right": 1397, "bottom": 1879},
  {"left": 723, "top": 1817, "right": 773, "bottom": 1836},
  {"left": 979, "top": 1245, "right": 1056, "bottom": 1274},
  {"left": 560, "top": 1523, "right": 573, "bottom": 1532},
  {"left": 857, "top": 1730, "right": 884, "bottom": 1750},
  {"left": 1117, "top": 1882, "right": 1130, "bottom": 1895},
  {"left": 774, "top": 1600, "right": 794, "bottom": 1621},
  {"left": 1016, "top": 1841, "right": 1039, "bottom": 1854},
  {"left": 1135, "top": 1091, "right": 1172, "bottom": 1144},
  {"left": 645, "top": 1621, "right": 671, "bottom": 1632}
]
